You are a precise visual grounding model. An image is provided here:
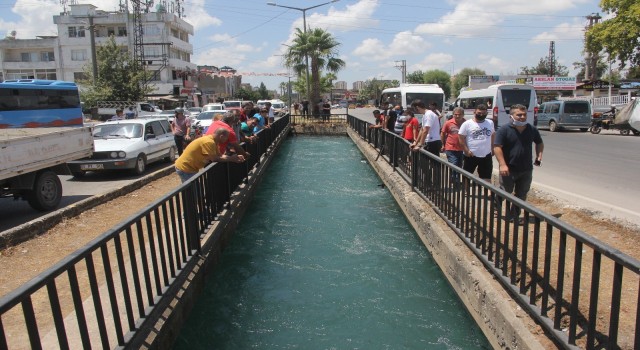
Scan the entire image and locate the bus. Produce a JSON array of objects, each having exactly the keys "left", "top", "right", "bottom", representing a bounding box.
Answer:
[
  {"left": 379, "top": 84, "right": 446, "bottom": 120},
  {"left": 0, "top": 79, "right": 83, "bottom": 128},
  {"left": 449, "top": 84, "right": 538, "bottom": 128}
]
